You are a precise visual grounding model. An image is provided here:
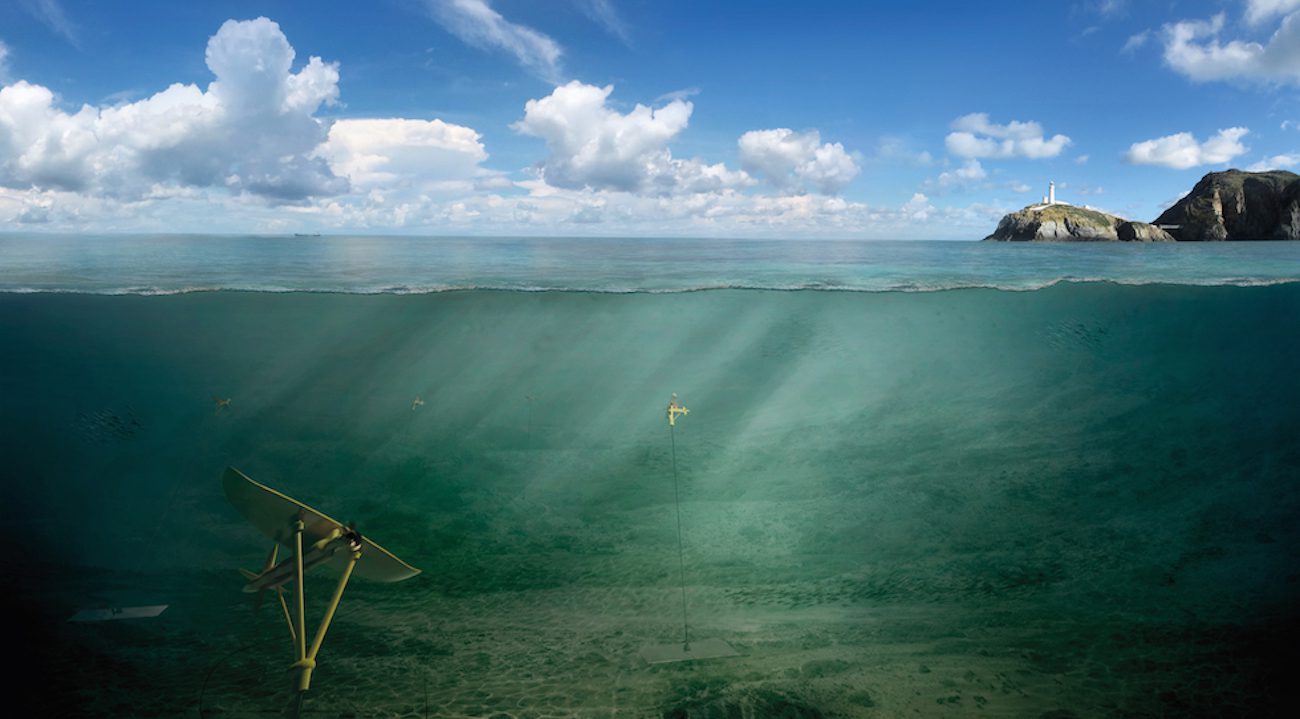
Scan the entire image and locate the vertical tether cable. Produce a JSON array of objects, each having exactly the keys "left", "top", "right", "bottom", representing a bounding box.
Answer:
[{"left": 669, "top": 422, "right": 690, "bottom": 651}]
